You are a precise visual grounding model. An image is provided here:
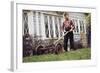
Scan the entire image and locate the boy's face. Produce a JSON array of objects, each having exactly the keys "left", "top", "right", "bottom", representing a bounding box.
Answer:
[{"left": 64, "top": 15, "right": 69, "bottom": 20}]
